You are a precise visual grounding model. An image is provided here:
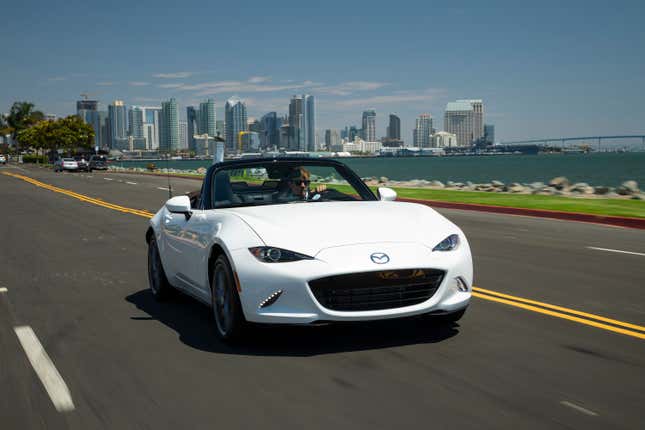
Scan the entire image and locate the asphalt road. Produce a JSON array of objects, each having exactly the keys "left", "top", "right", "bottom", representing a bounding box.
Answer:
[{"left": 1, "top": 163, "right": 644, "bottom": 429}]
